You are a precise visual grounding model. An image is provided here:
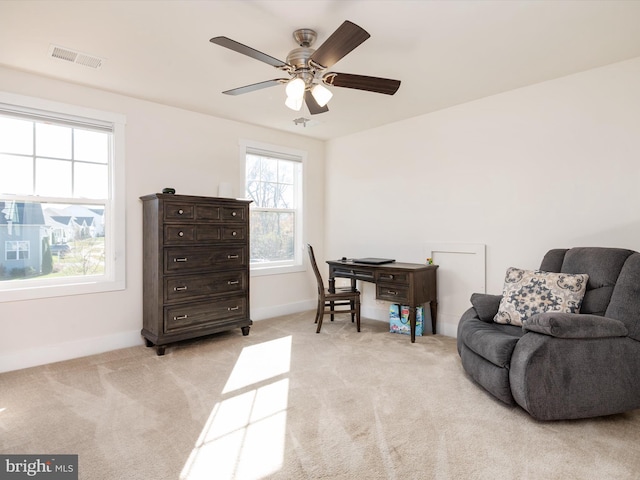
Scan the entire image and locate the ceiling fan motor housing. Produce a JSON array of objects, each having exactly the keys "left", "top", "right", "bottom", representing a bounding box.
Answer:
[{"left": 286, "top": 47, "right": 317, "bottom": 85}]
